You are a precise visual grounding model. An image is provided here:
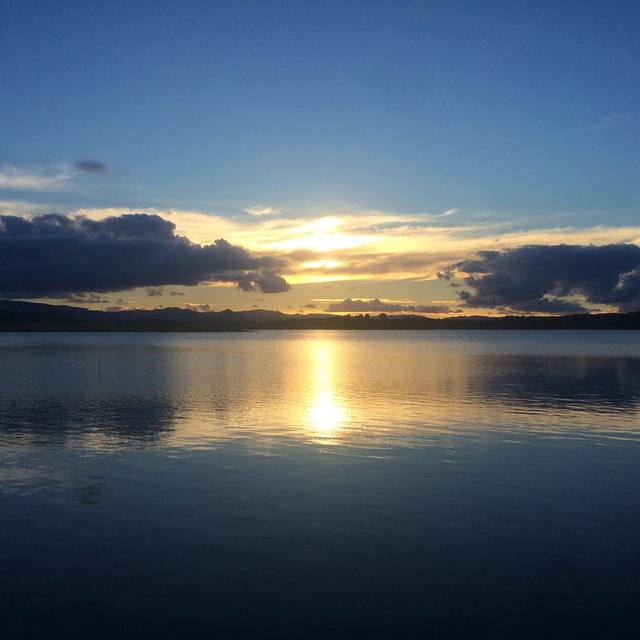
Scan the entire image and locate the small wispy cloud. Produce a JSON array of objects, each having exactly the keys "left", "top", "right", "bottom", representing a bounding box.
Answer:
[
  {"left": 0, "top": 159, "right": 108, "bottom": 193},
  {"left": 0, "top": 199, "right": 53, "bottom": 215},
  {"left": 245, "top": 205, "right": 281, "bottom": 216},
  {"left": 572, "top": 114, "right": 631, "bottom": 134},
  {"left": 0, "top": 166, "right": 72, "bottom": 192}
]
